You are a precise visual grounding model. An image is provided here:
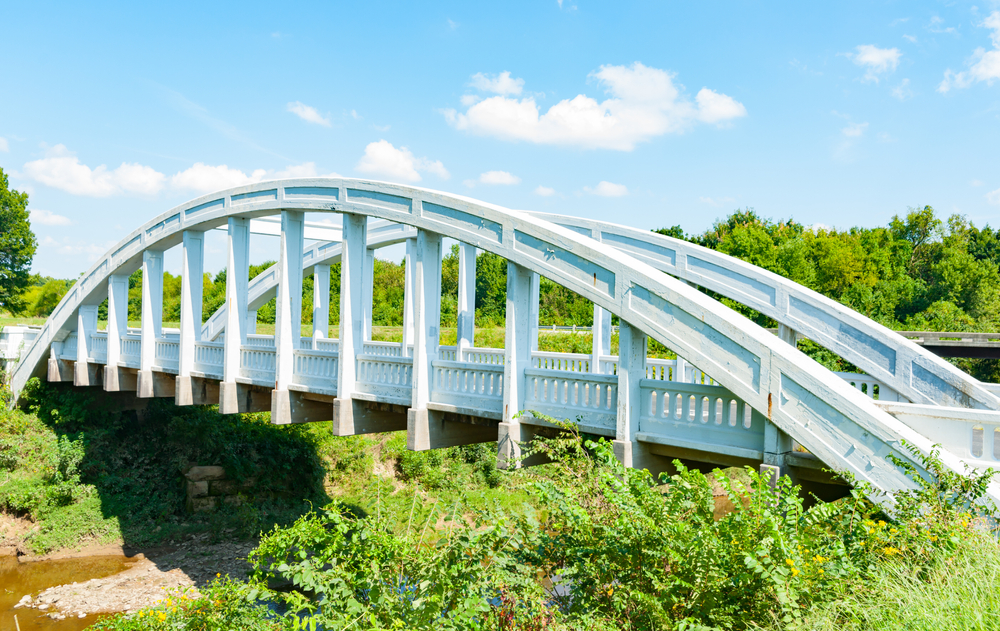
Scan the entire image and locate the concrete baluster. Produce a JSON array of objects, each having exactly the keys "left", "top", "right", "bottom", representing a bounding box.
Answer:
[
  {"left": 456, "top": 242, "right": 477, "bottom": 359},
  {"left": 104, "top": 274, "right": 132, "bottom": 391},
  {"left": 137, "top": 250, "right": 166, "bottom": 398},
  {"left": 73, "top": 304, "right": 99, "bottom": 386},
  {"left": 498, "top": 261, "right": 534, "bottom": 468},
  {"left": 312, "top": 264, "right": 330, "bottom": 340},
  {"left": 246, "top": 310, "right": 257, "bottom": 335},
  {"left": 176, "top": 230, "right": 206, "bottom": 405}
]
